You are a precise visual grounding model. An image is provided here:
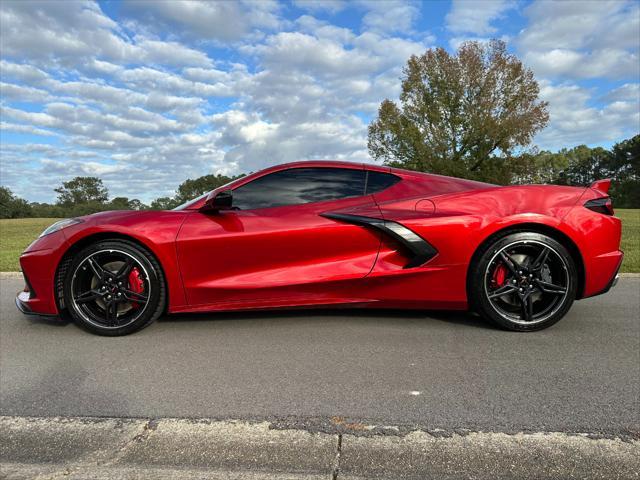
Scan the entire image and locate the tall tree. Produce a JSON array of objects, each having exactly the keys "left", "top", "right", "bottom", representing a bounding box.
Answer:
[
  {"left": 608, "top": 135, "right": 639, "bottom": 208},
  {"left": 54, "top": 177, "right": 108, "bottom": 206},
  {"left": 368, "top": 40, "right": 549, "bottom": 183},
  {"left": 555, "top": 145, "right": 612, "bottom": 186},
  {"left": 0, "top": 187, "right": 32, "bottom": 219}
]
